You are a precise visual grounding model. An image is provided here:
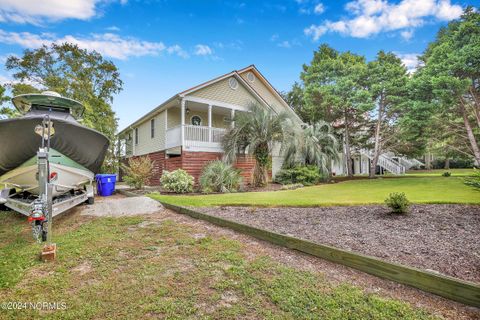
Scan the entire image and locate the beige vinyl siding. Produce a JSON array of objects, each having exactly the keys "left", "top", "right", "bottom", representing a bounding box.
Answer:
[
  {"left": 186, "top": 110, "right": 229, "bottom": 129},
  {"left": 166, "top": 107, "right": 229, "bottom": 129},
  {"left": 133, "top": 111, "right": 166, "bottom": 156},
  {"left": 167, "top": 107, "right": 180, "bottom": 129},
  {"left": 189, "top": 77, "right": 260, "bottom": 107},
  {"left": 239, "top": 71, "right": 286, "bottom": 114},
  {"left": 125, "top": 130, "right": 133, "bottom": 156}
]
